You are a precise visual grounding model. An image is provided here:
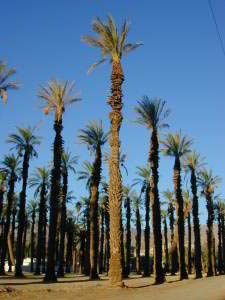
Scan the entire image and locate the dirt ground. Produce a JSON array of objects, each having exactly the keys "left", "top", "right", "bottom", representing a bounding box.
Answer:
[{"left": 0, "top": 273, "right": 225, "bottom": 300}]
